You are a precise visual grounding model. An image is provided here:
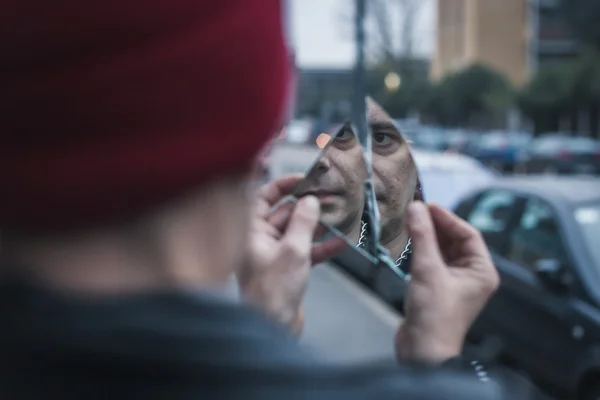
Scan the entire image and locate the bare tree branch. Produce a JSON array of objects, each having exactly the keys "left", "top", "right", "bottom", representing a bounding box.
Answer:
[
  {"left": 395, "top": 0, "right": 426, "bottom": 57},
  {"left": 335, "top": 0, "right": 429, "bottom": 62},
  {"left": 369, "top": 0, "right": 395, "bottom": 61}
]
